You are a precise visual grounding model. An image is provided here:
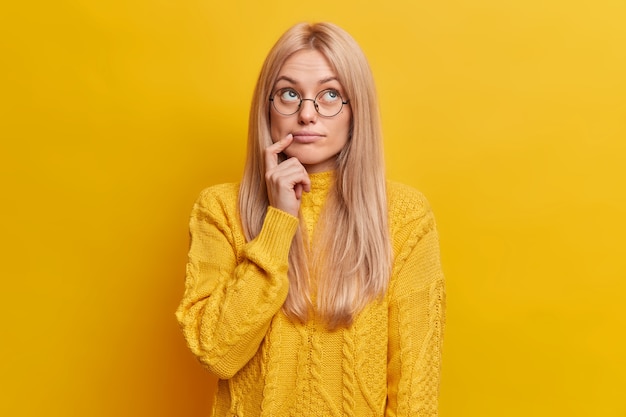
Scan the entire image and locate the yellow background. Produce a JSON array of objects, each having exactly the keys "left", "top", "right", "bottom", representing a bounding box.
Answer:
[{"left": 1, "top": 0, "right": 624, "bottom": 416}]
